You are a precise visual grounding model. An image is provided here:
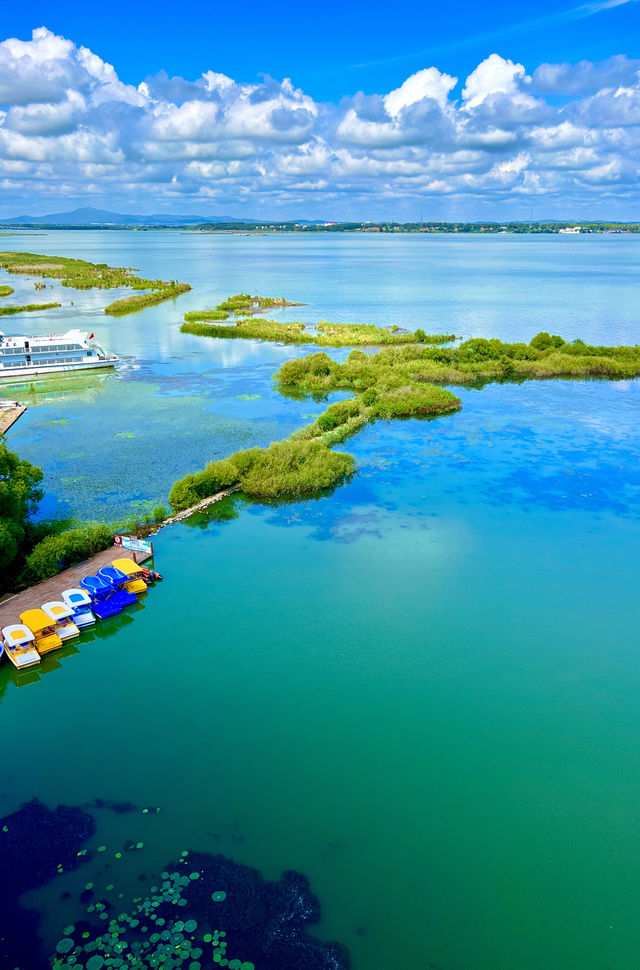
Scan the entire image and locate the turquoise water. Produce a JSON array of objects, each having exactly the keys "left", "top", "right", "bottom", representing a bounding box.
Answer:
[{"left": 1, "top": 232, "right": 640, "bottom": 969}]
